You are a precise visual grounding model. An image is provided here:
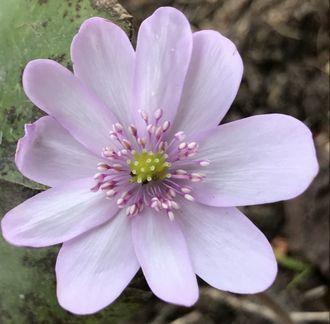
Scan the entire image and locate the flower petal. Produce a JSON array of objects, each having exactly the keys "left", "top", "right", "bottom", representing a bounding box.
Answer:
[
  {"left": 177, "top": 202, "right": 277, "bottom": 293},
  {"left": 192, "top": 114, "right": 319, "bottom": 206},
  {"left": 71, "top": 17, "right": 134, "bottom": 126},
  {"left": 131, "top": 209, "right": 198, "bottom": 306},
  {"left": 16, "top": 116, "right": 101, "bottom": 187},
  {"left": 56, "top": 211, "right": 139, "bottom": 315},
  {"left": 172, "top": 30, "right": 243, "bottom": 137},
  {"left": 1, "top": 178, "right": 117, "bottom": 247},
  {"left": 23, "top": 59, "right": 117, "bottom": 155},
  {"left": 133, "top": 7, "right": 192, "bottom": 128}
]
